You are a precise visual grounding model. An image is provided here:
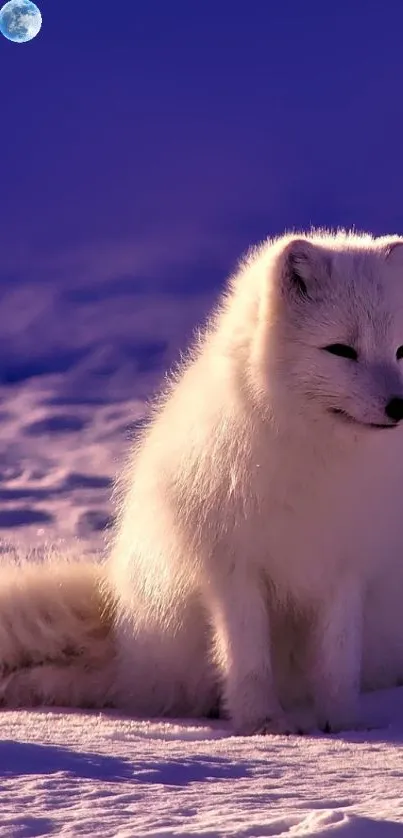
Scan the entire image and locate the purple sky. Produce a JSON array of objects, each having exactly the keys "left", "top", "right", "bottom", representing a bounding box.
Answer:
[{"left": 2, "top": 0, "right": 403, "bottom": 296}]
